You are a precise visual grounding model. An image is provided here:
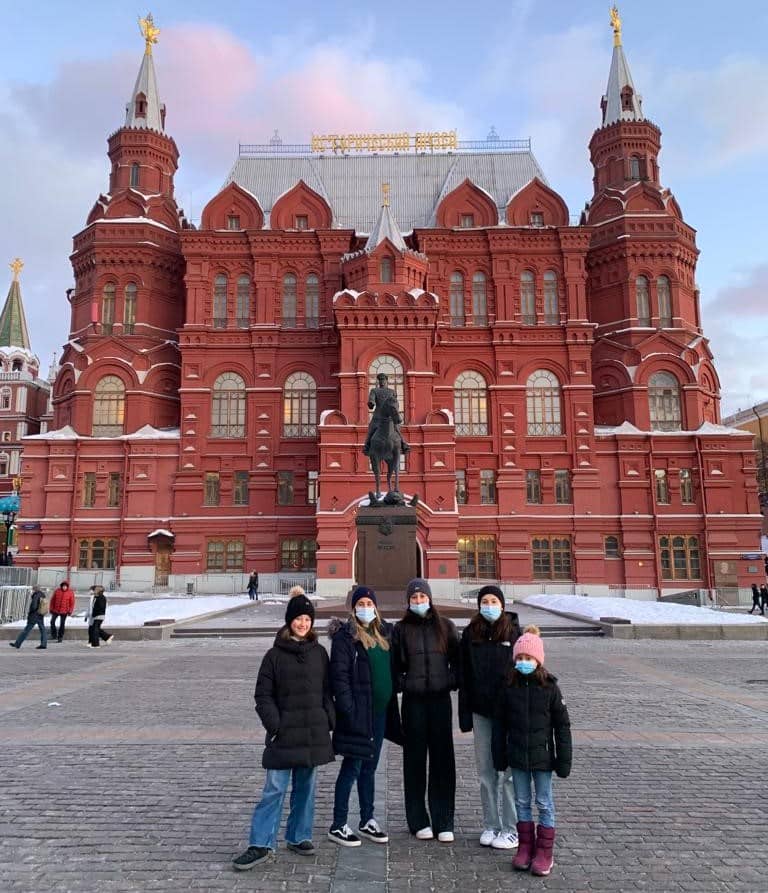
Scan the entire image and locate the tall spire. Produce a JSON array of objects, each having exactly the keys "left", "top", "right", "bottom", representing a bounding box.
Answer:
[
  {"left": 600, "top": 6, "right": 643, "bottom": 126},
  {"left": 365, "top": 184, "right": 407, "bottom": 253},
  {"left": 0, "top": 259, "right": 32, "bottom": 350},
  {"left": 125, "top": 13, "right": 166, "bottom": 132}
]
